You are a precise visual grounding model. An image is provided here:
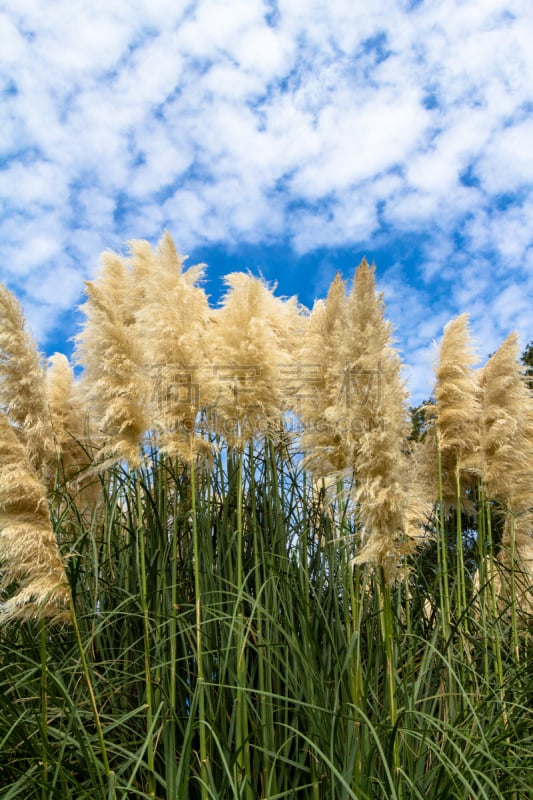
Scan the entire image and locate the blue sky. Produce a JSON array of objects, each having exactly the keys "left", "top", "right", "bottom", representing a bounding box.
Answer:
[{"left": 1, "top": 0, "right": 533, "bottom": 403}]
